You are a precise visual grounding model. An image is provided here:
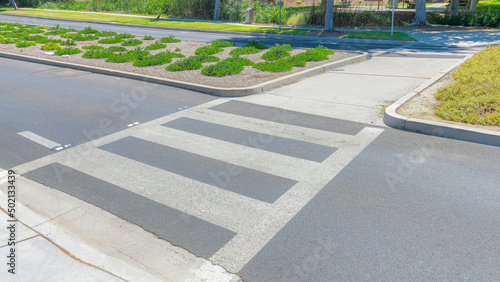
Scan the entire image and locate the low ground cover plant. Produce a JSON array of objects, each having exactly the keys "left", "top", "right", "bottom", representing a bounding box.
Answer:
[
  {"left": 60, "top": 39, "right": 77, "bottom": 46},
  {"left": 133, "top": 51, "right": 185, "bottom": 67},
  {"left": 16, "top": 41, "right": 36, "bottom": 48},
  {"left": 143, "top": 35, "right": 155, "bottom": 40},
  {"left": 121, "top": 39, "right": 143, "bottom": 46},
  {"left": 105, "top": 47, "right": 149, "bottom": 63},
  {"left": 159, "top": 34, "right": 180, "bottom": 43},
  {"left": 107, "top": 46, "right": 127, "bottom": 52},
  {"left": 82, "top": 45, "right": 105, "bottom": 50},
  {"left": 0, "top": 37, "right": 17, "bottom": 44},
  {"left": 434, "top": 45, "right": 500, "bottom": 125},
  {"left": 98, "top": 36, "right": 123, "bottom": 44},
  {"left": 41, "top": 42, "right": 62, "bottom": 50},
  {"left": 145, "top": 41, "right": 167, "bottom": 50},
  {"left": 98, "top": 31, "right": 118, "bottom": 37},
  {"left": 78, "top": 26, "right": 99, "bottom": 34},
  {"left": 54, "top": 47, "right": 82, "bottom": 55},
  {"left": 201, "top": 57, "right": 254, "bottom": 77},
  {"left": 195, "top": 45, "right": 223, "bottom": 55},
  {"left": 82, "top": 49, "right": 114, "bottom": 59},
  {"left": 261, "top": 44, "right": 293, "bottom": 61},
  {"left": 166, "top": 54, "right": 219, "bottom": 71},
  {"left": 229, "top": 46, "right": 260, "bottom": 56}
]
